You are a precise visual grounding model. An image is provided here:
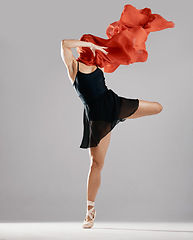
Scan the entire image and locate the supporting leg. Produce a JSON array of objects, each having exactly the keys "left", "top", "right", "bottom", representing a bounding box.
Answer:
[{"left": 83, "top": 131, "right": 111, "bottom": 226}]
